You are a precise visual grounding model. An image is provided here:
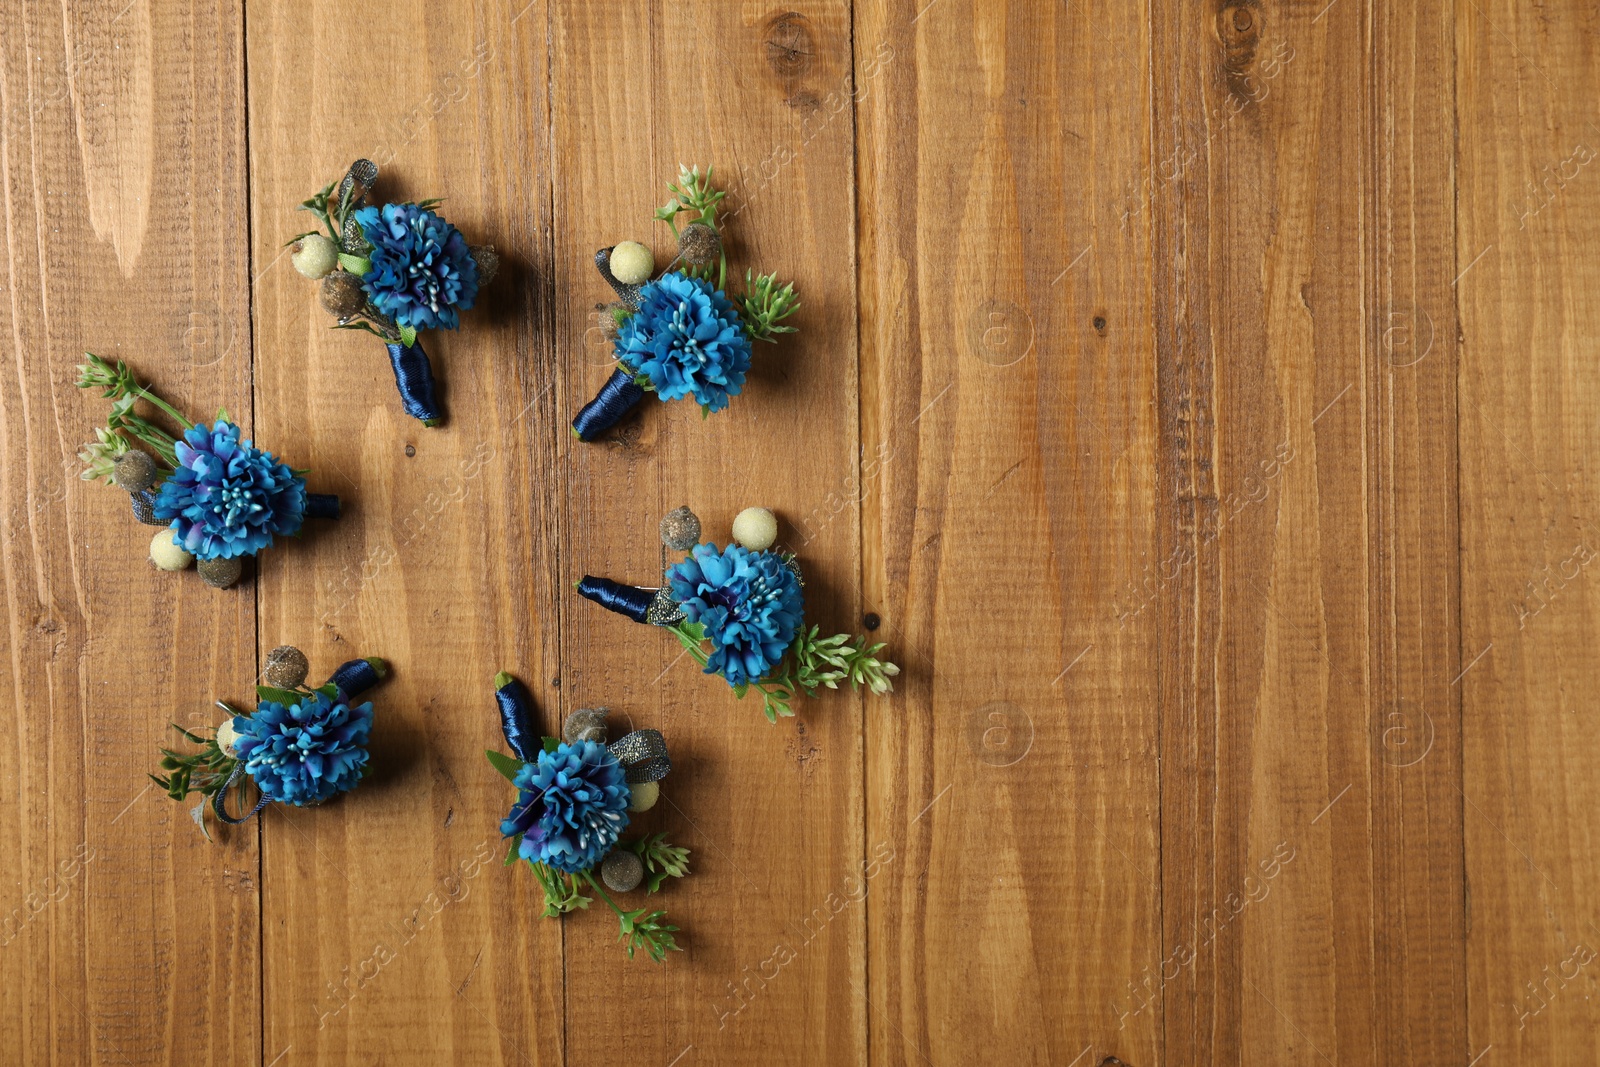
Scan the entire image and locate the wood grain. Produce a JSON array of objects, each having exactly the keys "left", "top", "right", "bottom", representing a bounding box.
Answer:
[
  {"left": 1151, "top": 0, "right": 1464, "bottom": 1061},
  {"left": 0, "top": 2, "right": 258, "bottom": 1064},
  {"left": 6, "top": 0, "right": 1600, "bottom": 1062},
  {"left": 856, "top": 0, "right": 1161, "bottom": 1063},
  {"left": 552, "top": 2, "right": 864, "bottom": 1063},
  {"left": 246, "top": 1, "right": 562, "bottom": 1062},
  {"left": 1458, "top": 0, "right": 1600, "bottom": 1062}
]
